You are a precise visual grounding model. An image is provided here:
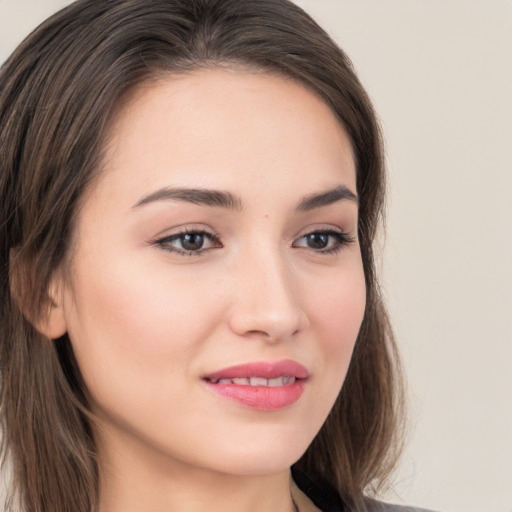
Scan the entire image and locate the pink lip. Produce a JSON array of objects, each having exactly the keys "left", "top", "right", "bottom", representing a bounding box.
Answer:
[
  {"left": 204, "top": 359, "right": 309, "bottom": 381},
  {"left": 203, "top": 360, "right": 309, "bottom": 411}
]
